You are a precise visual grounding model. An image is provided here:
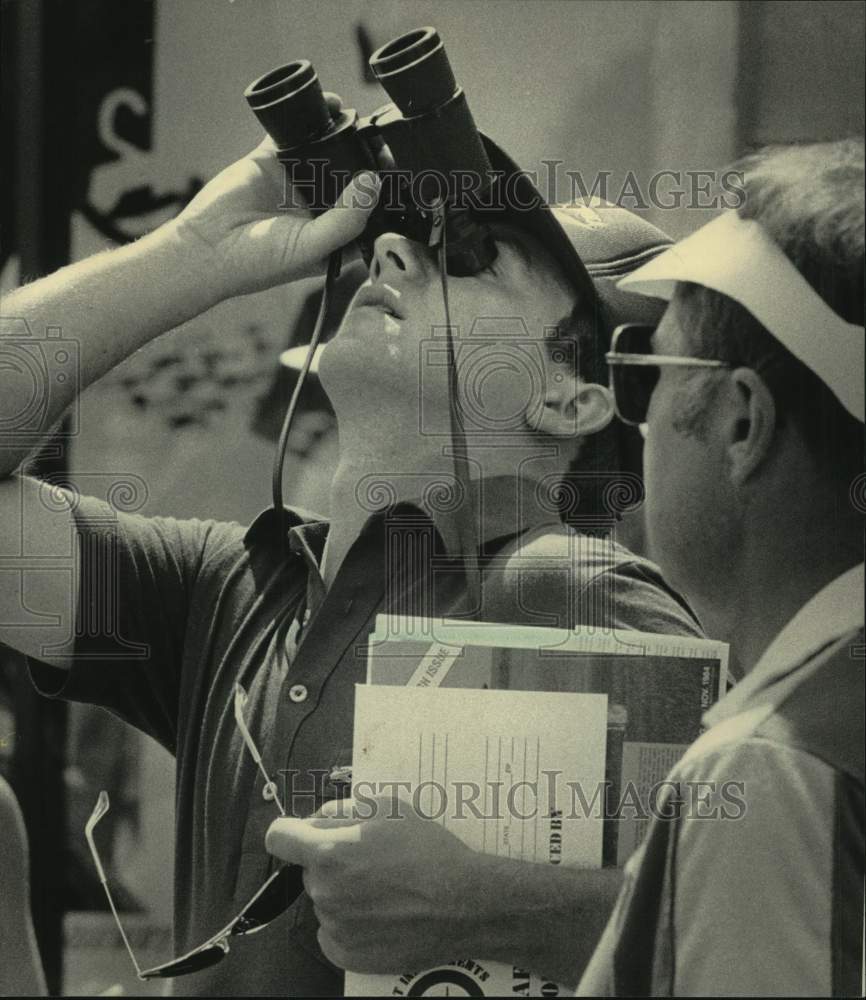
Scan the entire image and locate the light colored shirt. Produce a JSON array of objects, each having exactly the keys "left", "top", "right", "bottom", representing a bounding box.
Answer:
[
  {"left": 703, "top": 562, "right": 864, "bottom": 727},
  {"left": 577, "top": 564, "right": 865, "bottom": 997}
]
